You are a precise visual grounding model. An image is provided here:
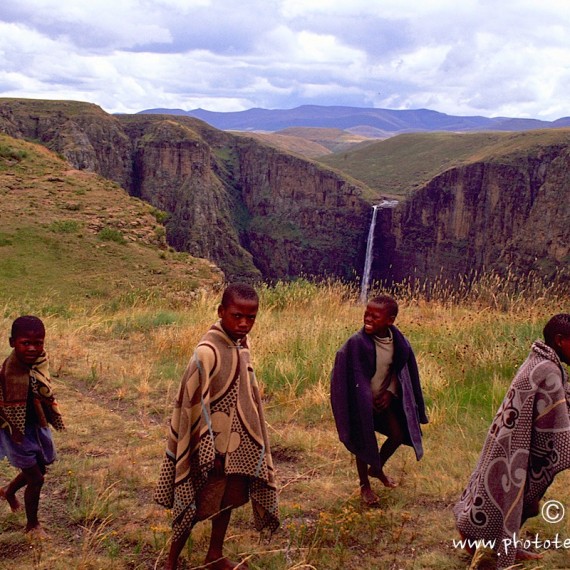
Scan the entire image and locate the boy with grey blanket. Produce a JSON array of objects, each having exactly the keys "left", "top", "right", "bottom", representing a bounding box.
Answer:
[{"left": 454, "top": 313, "right": 570, "bottom": 568}]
